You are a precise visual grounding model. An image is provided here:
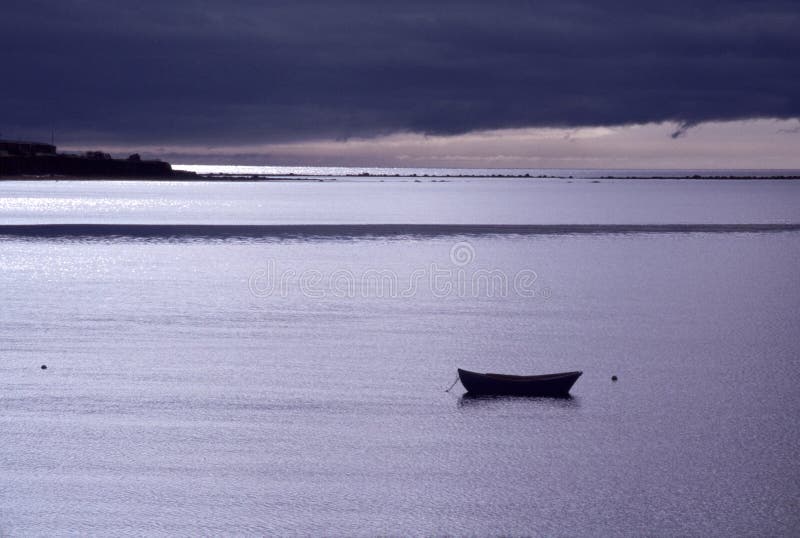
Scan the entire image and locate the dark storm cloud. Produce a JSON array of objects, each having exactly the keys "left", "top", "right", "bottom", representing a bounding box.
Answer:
[{"left": 1, "top": 0, "right": 798, "bottom": 145}]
